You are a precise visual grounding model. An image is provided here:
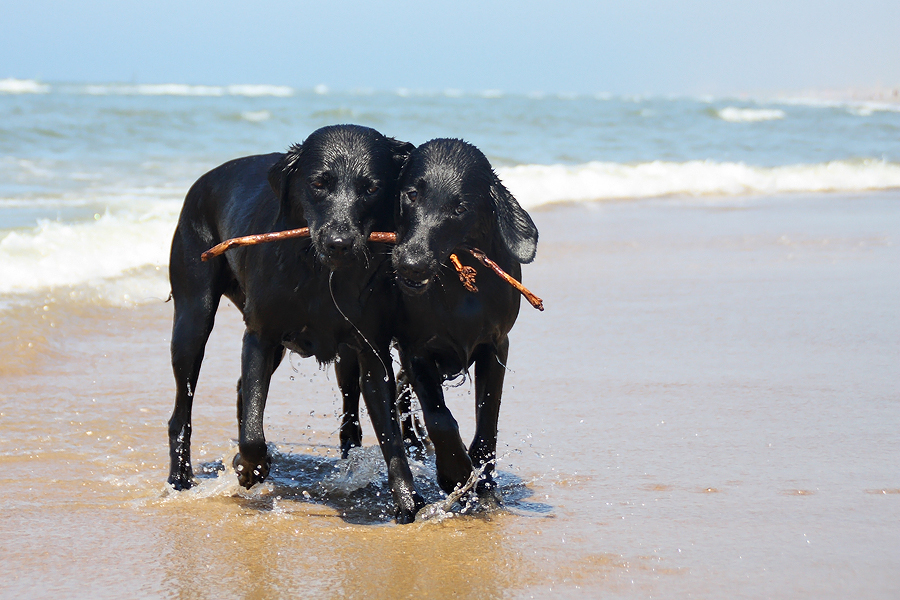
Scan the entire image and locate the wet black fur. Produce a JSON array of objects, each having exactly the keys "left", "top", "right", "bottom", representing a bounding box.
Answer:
[
  {"left": 341, "top": 138, "right": 538, "bottom": 497},
  {"left": 166, "top": 124, "right": 425, "bottom": 523}
]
